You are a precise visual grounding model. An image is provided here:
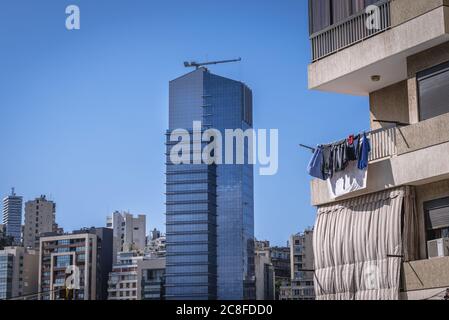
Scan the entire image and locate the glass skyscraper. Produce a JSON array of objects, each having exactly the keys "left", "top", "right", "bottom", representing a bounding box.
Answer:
[{"left": 165, "top": 68, "right": 255, "bottom": 300}]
